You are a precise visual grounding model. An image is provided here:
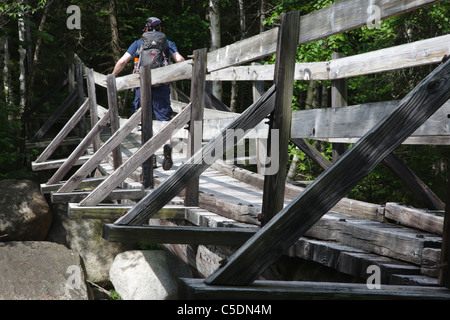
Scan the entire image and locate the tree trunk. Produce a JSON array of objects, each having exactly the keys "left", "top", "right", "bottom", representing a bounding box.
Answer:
[
  {"left": 109, "top": 0, "right": 121, "bottom": 63},
  {"left": 208, "top": 0, "right": 222, "bottom": 101},
  {"left": 1, "top": 35, "right": 10, "bottom": 105},
  {"left": 18, "top": 10, "right": 27, "bottom": 115}
]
